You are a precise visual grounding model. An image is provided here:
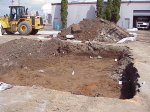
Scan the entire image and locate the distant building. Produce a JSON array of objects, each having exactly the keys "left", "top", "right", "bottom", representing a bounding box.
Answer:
[
  {"left": 51, "top": 0, "right": 150, "bottom": 29},
  {"left": 41, "top": 3, "right": 52, "bottom": 25}
]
